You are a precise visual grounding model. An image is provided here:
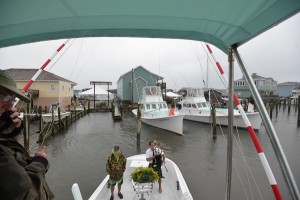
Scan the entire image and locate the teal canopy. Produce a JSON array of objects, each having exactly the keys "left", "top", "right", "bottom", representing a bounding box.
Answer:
[{"left": 0, "top": 0, "right": 299, "bottom": 52}]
